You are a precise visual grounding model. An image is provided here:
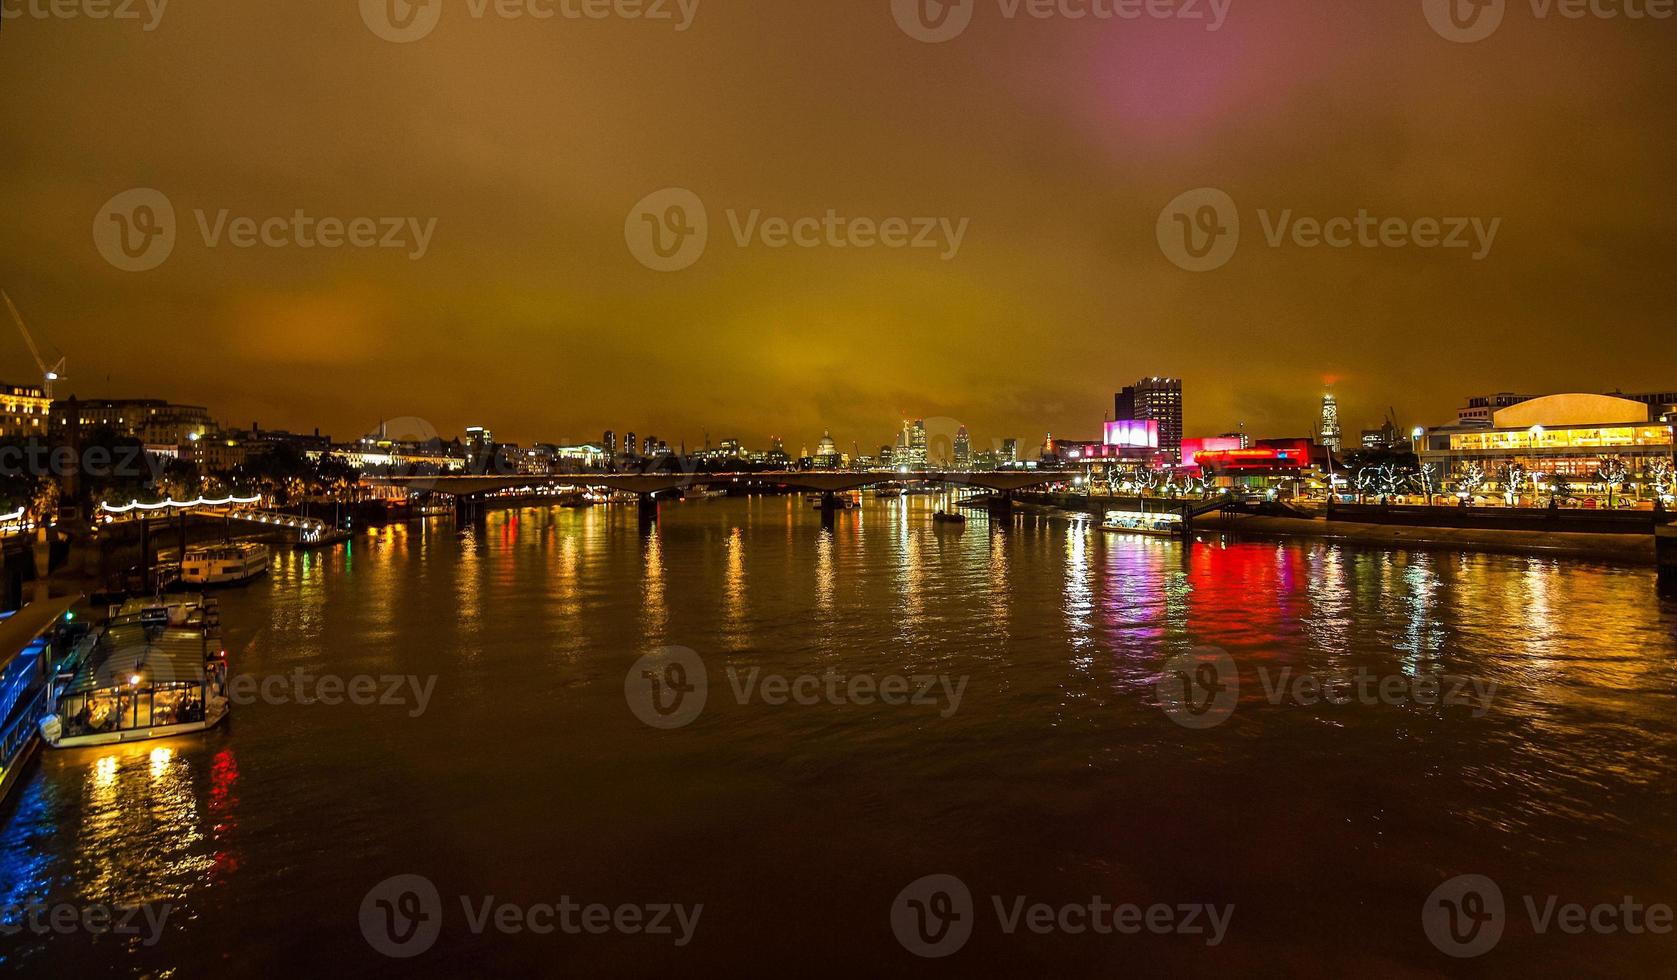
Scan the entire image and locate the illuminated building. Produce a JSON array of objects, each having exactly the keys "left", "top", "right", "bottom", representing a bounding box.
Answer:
[
  {"left": 1179, "top": 436, "right": 1244, "bottom": 475},
  {"left": 814, "top": 430, "right": 841, "bottom": 468},
  {"left": 1458, "top": 392, "right": 1535, "bottom": 427},
  {"left": 1000, "top": 438, "right": 1018, "bottom": 464},
  {"left": 466, "top": 426, "right": 495, "bottom": 471},
  {"left": 1319, "top": 393, "right": 1342, "bottom": 452},
  {"left": 1420, "top": 393, "right": 1677, "bottom": 487},
  {"left": 1606, "top": 389, "right": 1677, "bottom": 419},
  {"left": 1361, "top": 420, "right": 1403, "bottom": 450},
  {"left": 1192, "top": 438, "right": 1320, "bottom": 492},
  {"left": 1116, "top": 378, "right": 1183, "bottom": 463},
  {"left": 897, "top": 419, "right": 928, "bottom": 469},
  {"left": 0, "top": 382, "right": 49, "bottom": 439},
  {"left": 52, "top": 397, "right": 215, "bottom": 446},
  {"left": 602, "top": 430, "right": 616, "bottom": 457},
  {"left": 953, "top": 426, "right": 971, "bottom": 470},
  {"left": 626, "top": 431, "right": 638, "bottom": 458}
]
